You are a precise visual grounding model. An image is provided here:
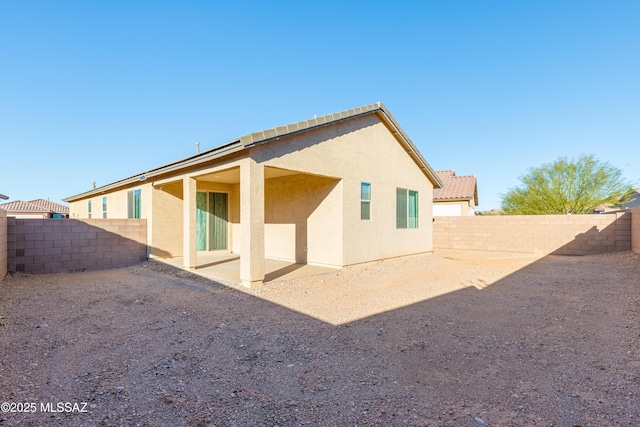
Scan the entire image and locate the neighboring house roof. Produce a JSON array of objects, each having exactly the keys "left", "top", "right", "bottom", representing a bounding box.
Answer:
[
  {"left": 28, "top": 199, "right": 69, "bottom": 215},
  {"left": 433, "top": 170, "right": 478, "bottom": 206},
  {"left": 0, "top": 199, "right": 69, "bottom": 215},
  {"left": 64, "top": 102, "right": 443, "bottom": 202},
  {"left": 0, "top": 200, "right": 49, "bottom": 213}
]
